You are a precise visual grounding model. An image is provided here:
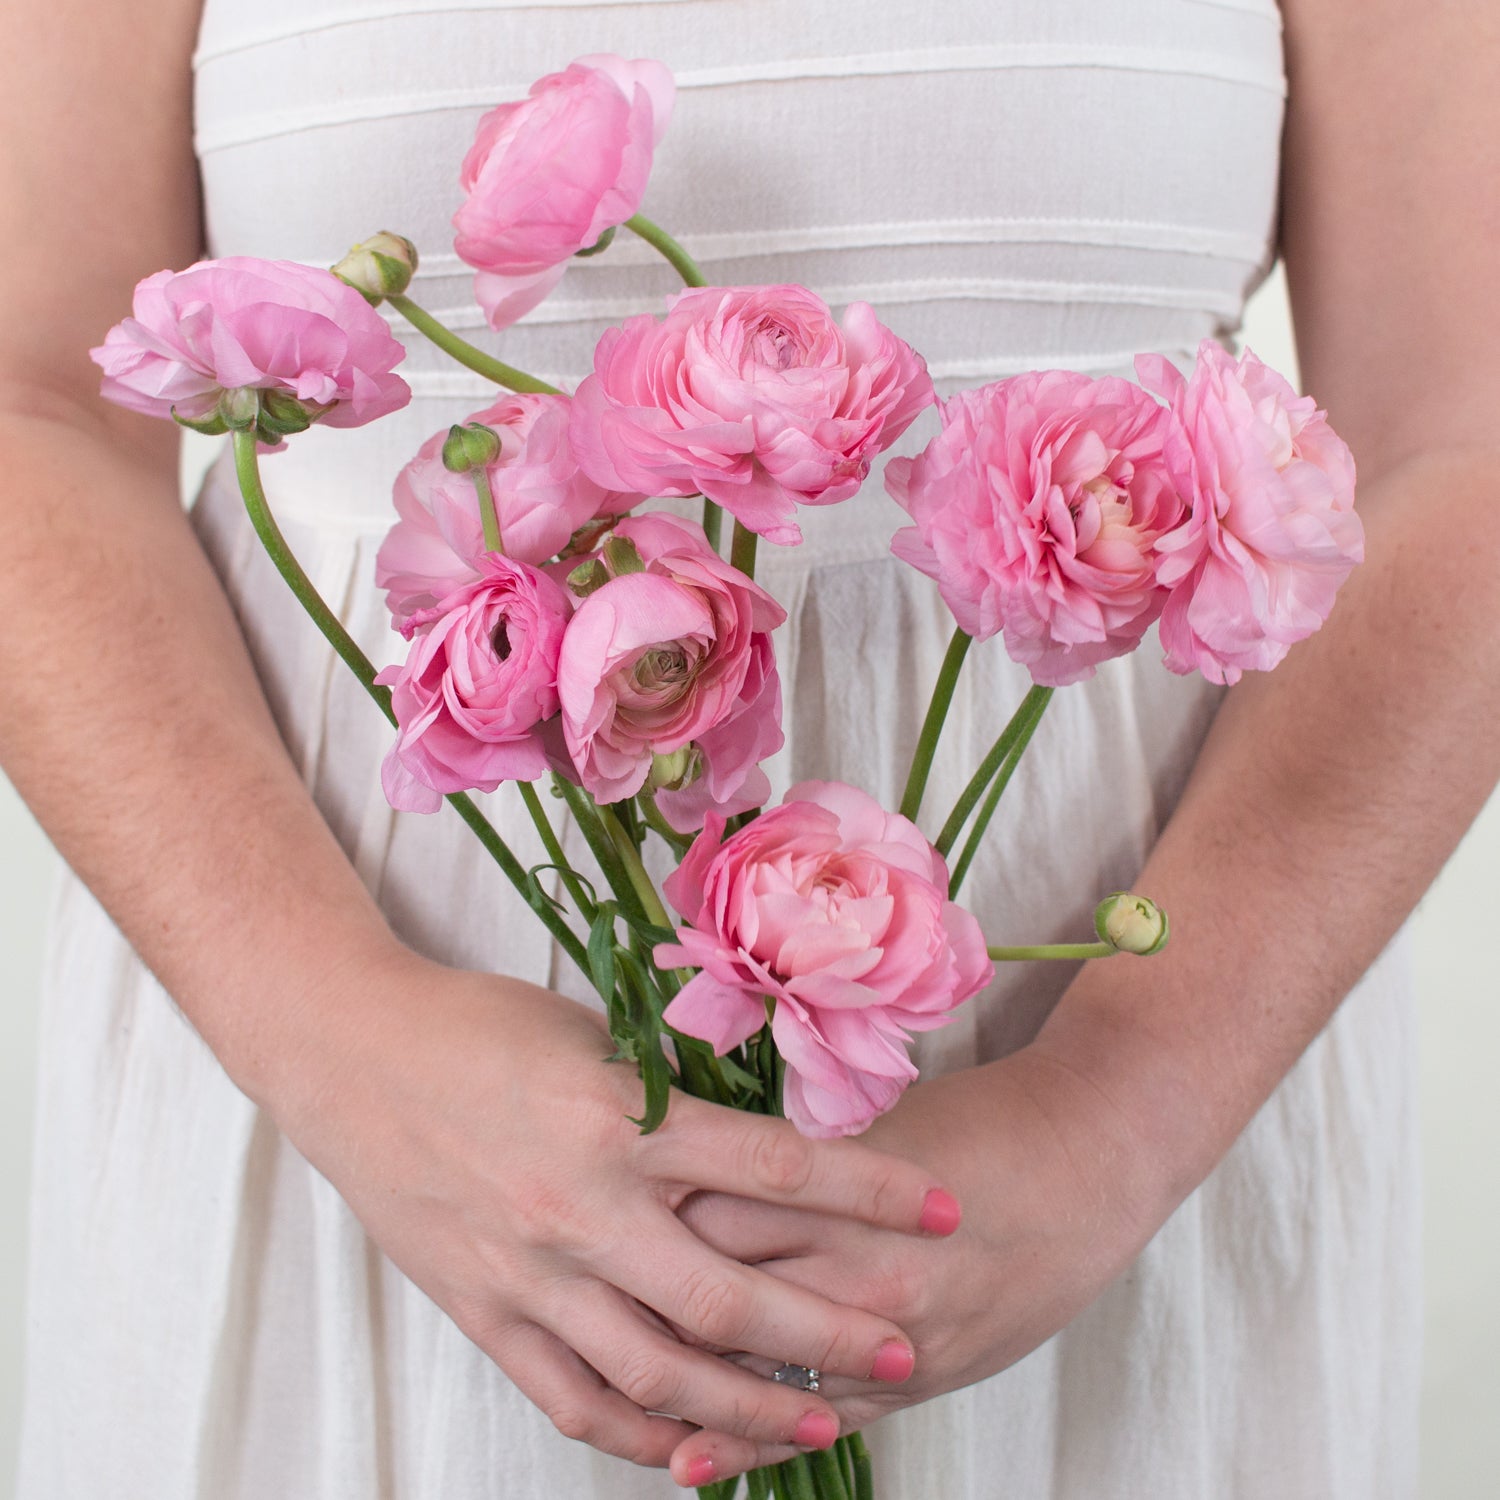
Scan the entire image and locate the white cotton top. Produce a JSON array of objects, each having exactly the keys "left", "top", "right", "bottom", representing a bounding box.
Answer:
[{"left": 19, "top": 2, "right": 1419, "bottom": 1497}]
